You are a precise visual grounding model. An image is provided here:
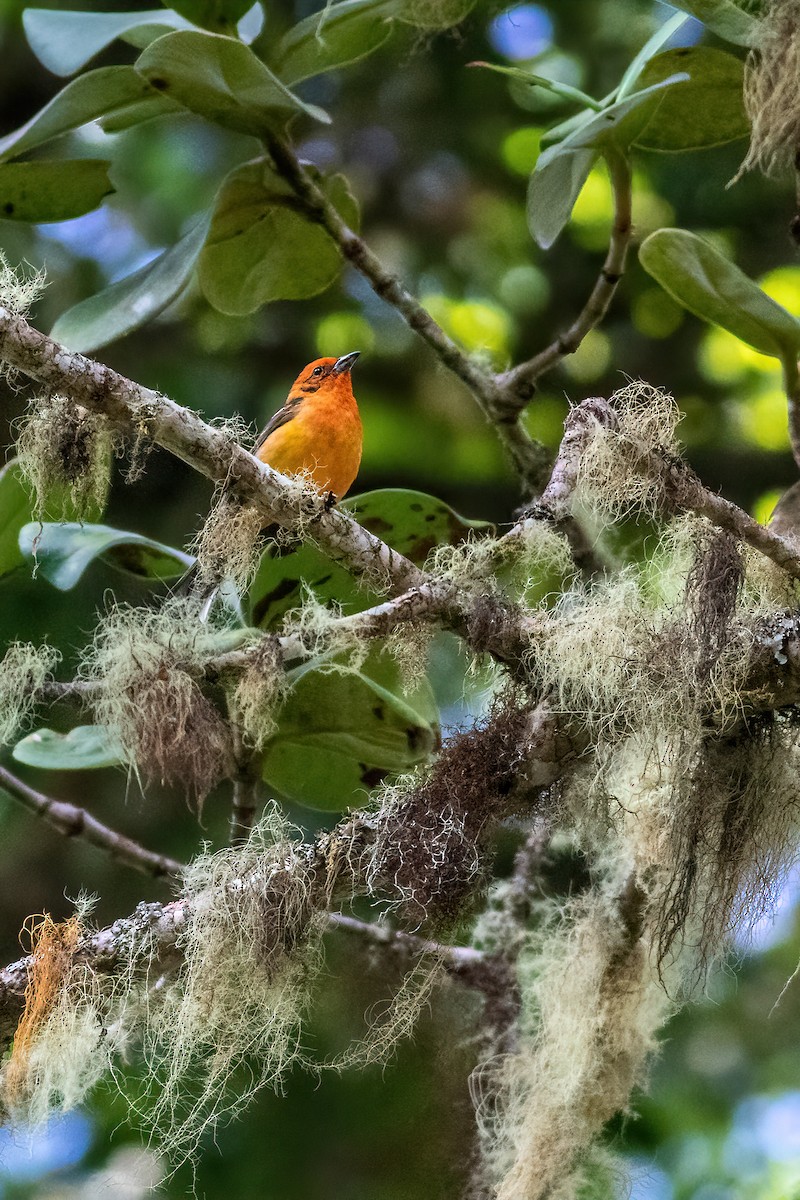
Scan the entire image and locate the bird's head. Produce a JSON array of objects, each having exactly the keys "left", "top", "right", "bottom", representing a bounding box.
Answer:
[{"left": 290, "top": 351, "right": 360, "bottom": 400}]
